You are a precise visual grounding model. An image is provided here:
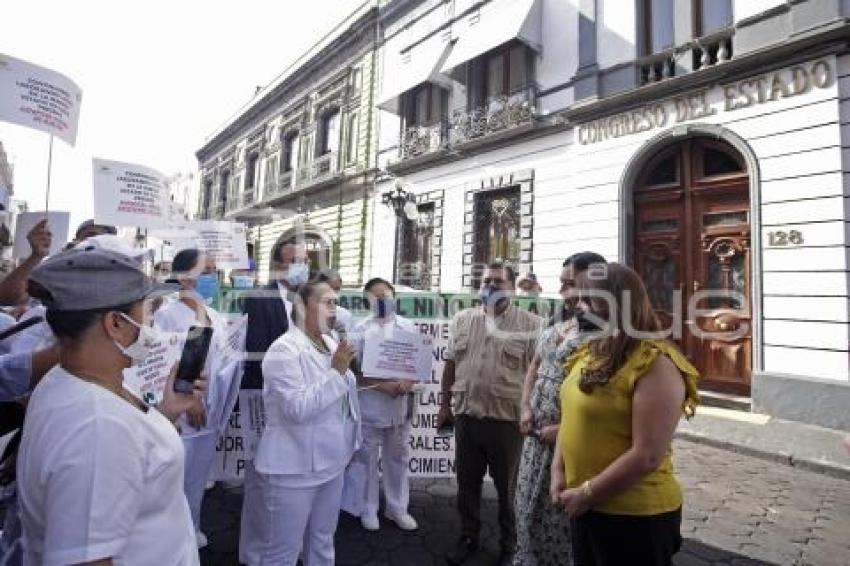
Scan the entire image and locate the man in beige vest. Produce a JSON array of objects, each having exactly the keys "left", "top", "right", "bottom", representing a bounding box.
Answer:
[{"left": 437, "top": 262, "right": 543, "bottom": 566}]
